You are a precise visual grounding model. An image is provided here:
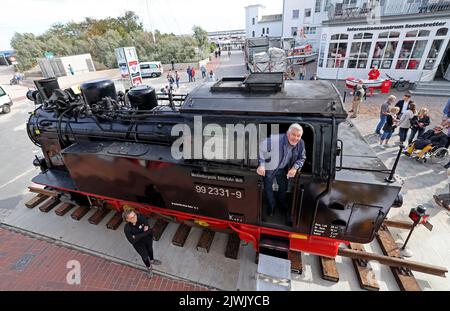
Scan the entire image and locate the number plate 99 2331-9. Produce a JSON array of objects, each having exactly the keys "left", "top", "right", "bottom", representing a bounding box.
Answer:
[{"left": 194, "top": 183, "right": 245, "bottom": 199}]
